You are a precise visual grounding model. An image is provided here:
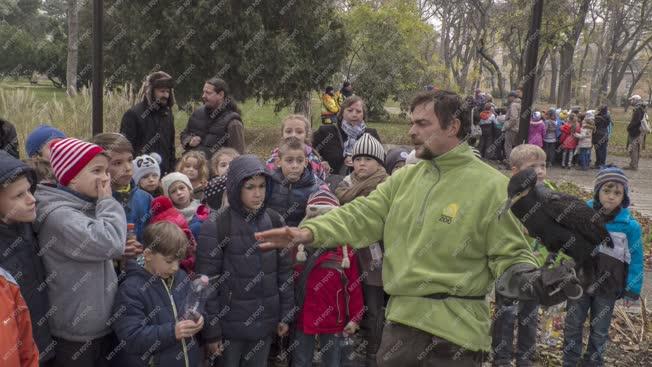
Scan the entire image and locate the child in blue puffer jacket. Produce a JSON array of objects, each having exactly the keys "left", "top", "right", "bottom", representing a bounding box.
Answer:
[
  {"left": 112, "top": 221, "right": 203, "bottom": 367},
  {"left": 562, "top": 166, "right": 644, "bottom": 367},
  {"left": 268, "top": 136, "right": 324, "bottom": 226}
]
